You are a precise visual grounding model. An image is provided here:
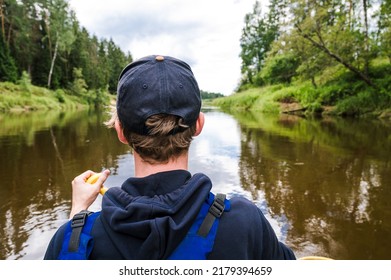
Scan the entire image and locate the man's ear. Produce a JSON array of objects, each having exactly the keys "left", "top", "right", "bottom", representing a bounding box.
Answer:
[
  {"left": 115, "top": 119, "right": 129, "bottom": 144},
  {"left": 194, "top": 112, "right": 205, "bottom": 136}
]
